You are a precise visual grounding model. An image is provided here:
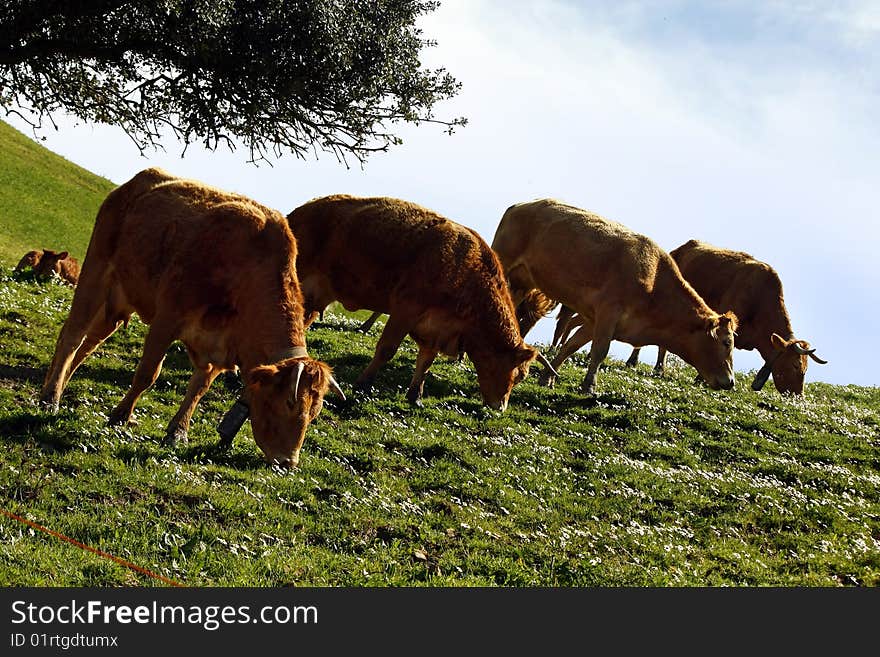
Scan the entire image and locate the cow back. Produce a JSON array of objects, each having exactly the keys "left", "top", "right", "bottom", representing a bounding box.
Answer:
[
  {"left": 671, "top": 240, "right": 791, "bottom": 350},
  {"left": 289, "top": 195, "right": 522, "bottom": 349}
]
